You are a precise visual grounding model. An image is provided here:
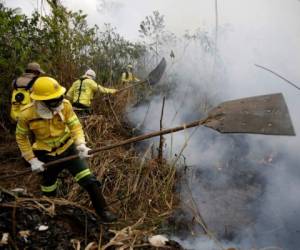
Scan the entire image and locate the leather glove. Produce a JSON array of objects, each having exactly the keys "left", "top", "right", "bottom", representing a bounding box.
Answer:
[
  {"left": 29, "top": 158, "right": 45, "bottom": 173},
  {"left": 76, "top": 144, "right": 92, "bottom": 159}
]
